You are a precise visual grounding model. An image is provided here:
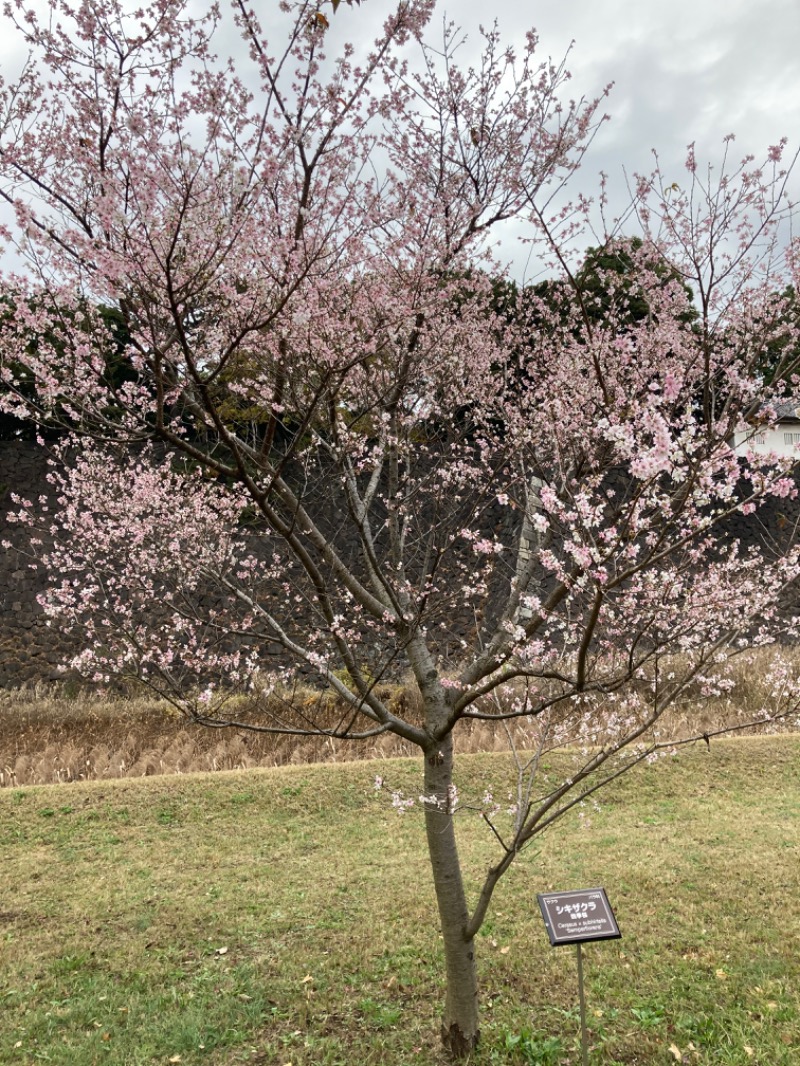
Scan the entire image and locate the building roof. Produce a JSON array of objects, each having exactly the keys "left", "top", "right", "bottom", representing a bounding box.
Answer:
[{"left": 773, "top": 400, "right": 800, "bottom": 422}]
